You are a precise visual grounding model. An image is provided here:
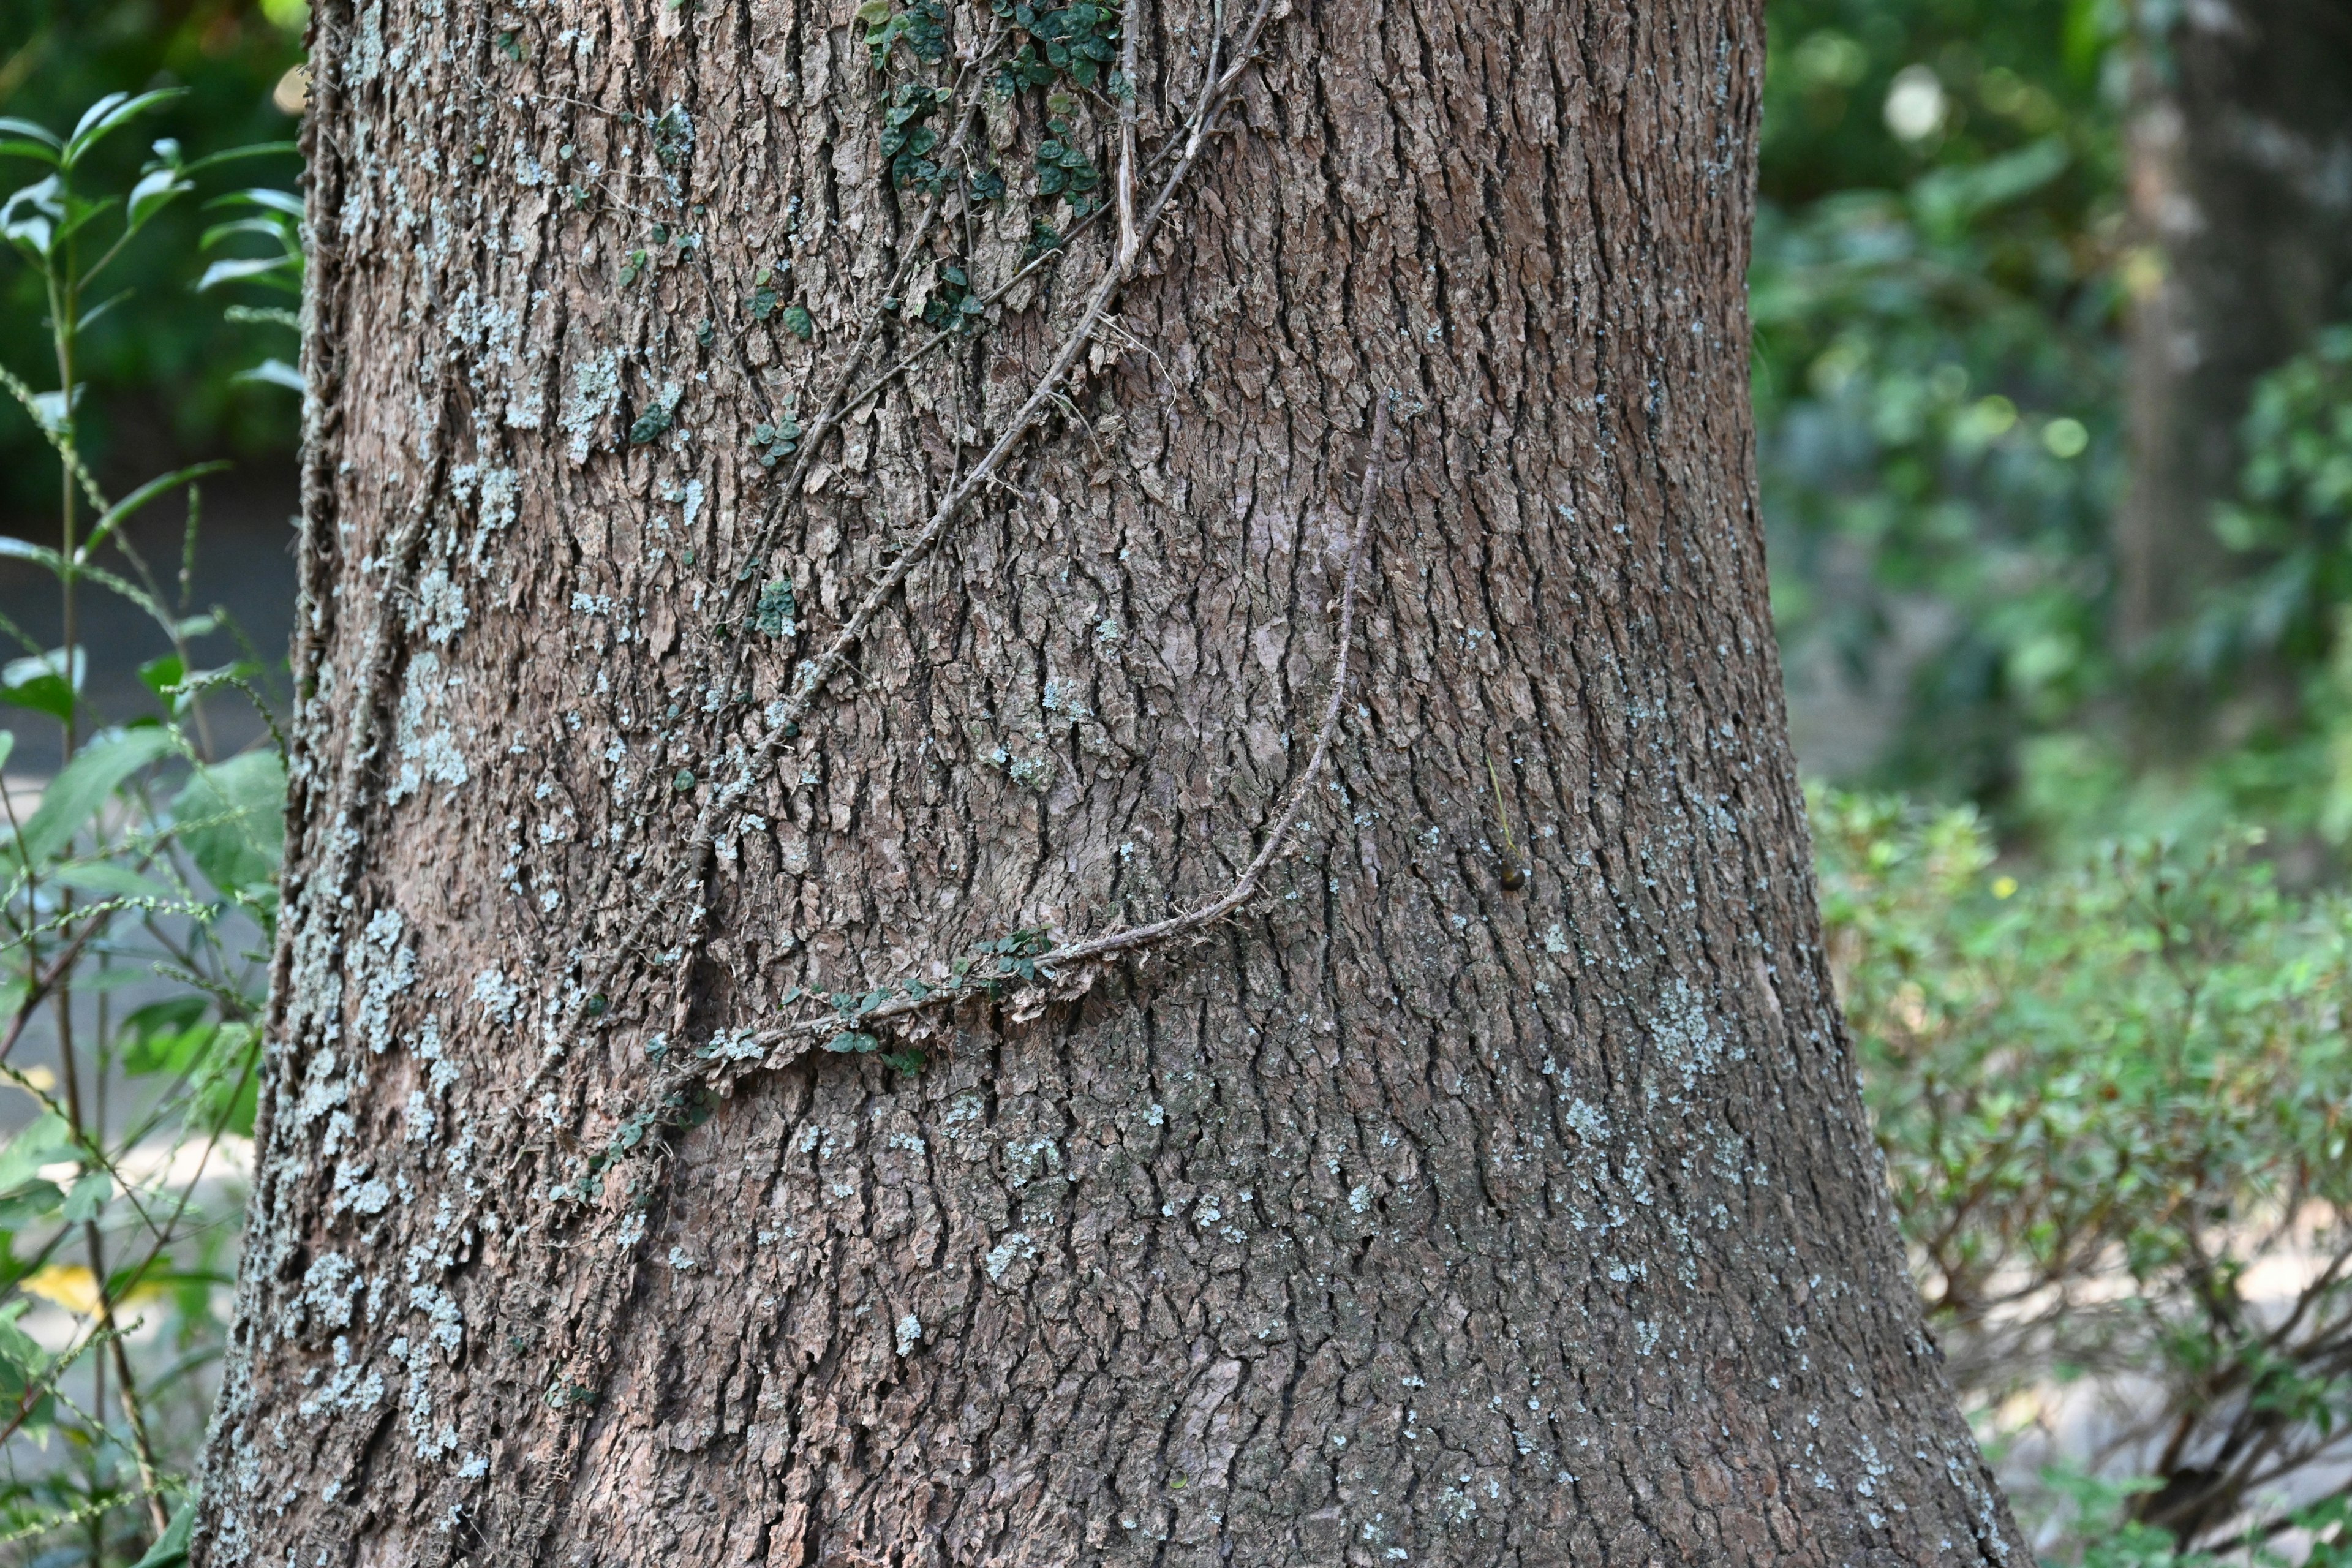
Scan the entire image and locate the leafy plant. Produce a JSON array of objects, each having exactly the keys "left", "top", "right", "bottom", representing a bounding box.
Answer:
[
  {"left": 1754, "top": 0, "right": 2125, "bottom": 803},
  {"left": 0, "top": 0, "right": 306, "bottom": 513},
  {"left": 0, "top": 94, "right": 292, "bottom": 1566},
  {"left": 1819, "top": 790, "right": 2352, "bottom": 1558}
]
